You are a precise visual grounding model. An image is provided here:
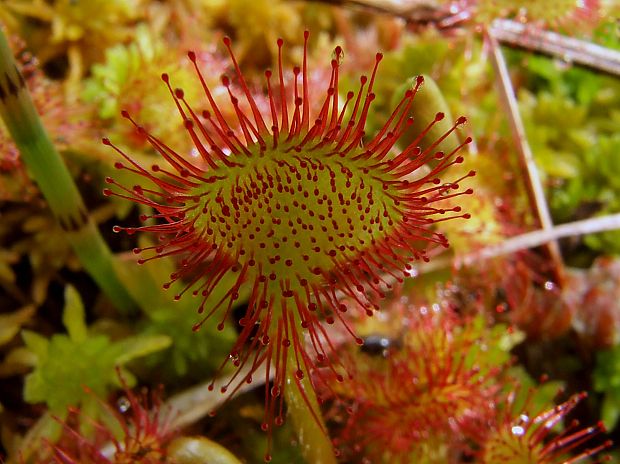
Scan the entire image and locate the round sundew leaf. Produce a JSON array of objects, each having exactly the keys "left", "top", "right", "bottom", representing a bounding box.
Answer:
[
  {"left": 188, "top": 144, "right": 408, "bottom": 296},
  {"left": 105, "top": 33, "right": 474, "bottom": 452}
]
